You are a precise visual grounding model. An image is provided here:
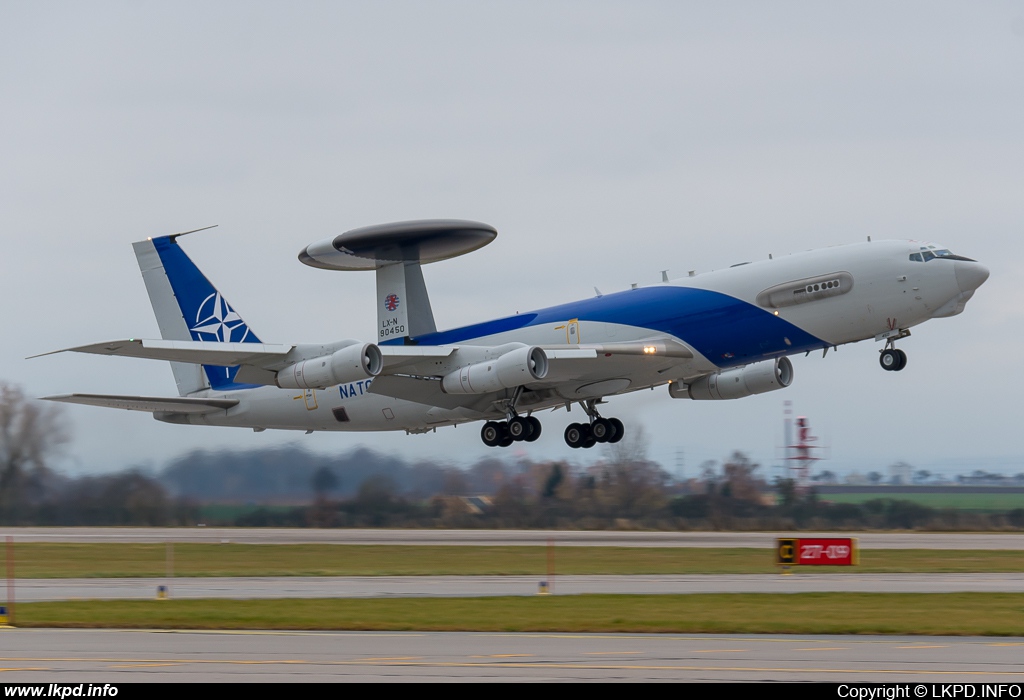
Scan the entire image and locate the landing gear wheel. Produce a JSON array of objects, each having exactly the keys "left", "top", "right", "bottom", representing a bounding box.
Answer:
[
  {"left": 581, "top": 421, "right": 598, "bottom": 448},
  {"left": 894, "top": 348, "right": 907, "bottom": 371},
  {"left": 481, "top": 421, "right": 507, "bottom": 447},
  {"left": 607, "top": 417, "right": 624, "bottom": 443},
  {"left": 508, "top": 415, "right": 532, "bottom": 441},
  {"left": 498, "top": 434, "right": 514, "bottom": 448},
  {"left": 524, "top": 416, "right": 542, "bottom": 442},
  {"left": 879, "top": 349, "right": 901, "bottom": 371},
  {"left": 591, "top": 418, "right": 612, "bottom": 443},
  {"left": 564, "top": 423, "right": 586, "bottom": 449}
]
